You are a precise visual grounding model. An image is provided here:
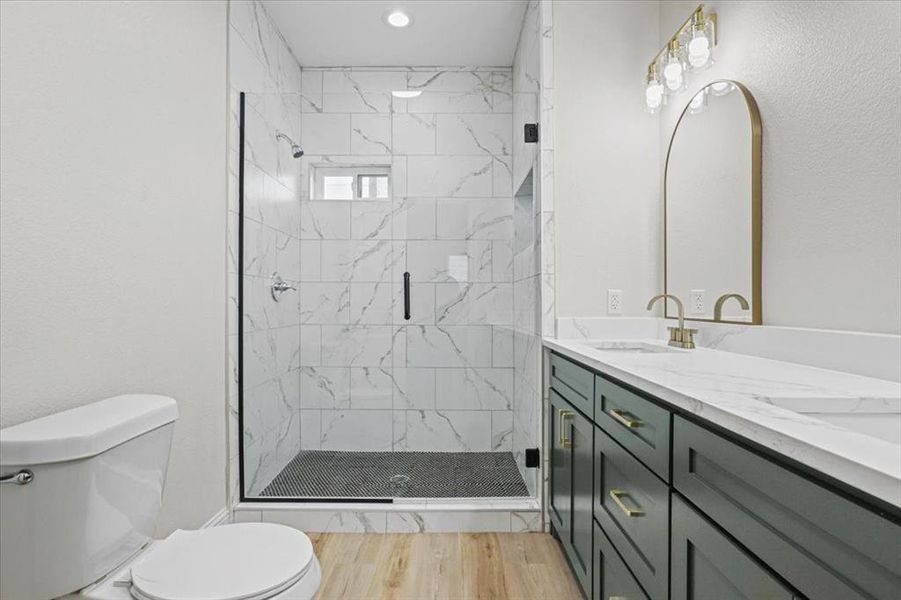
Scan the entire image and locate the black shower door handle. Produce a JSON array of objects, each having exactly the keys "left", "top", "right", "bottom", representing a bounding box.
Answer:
[{"left": 403, "top": 272, "right": 411, "bottom": 320}]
